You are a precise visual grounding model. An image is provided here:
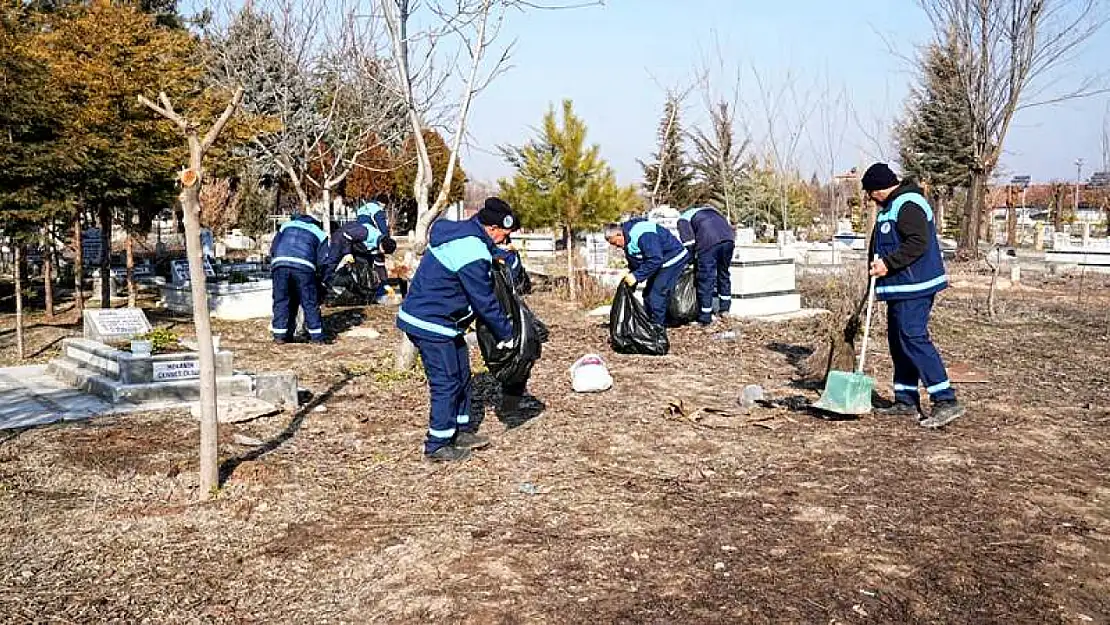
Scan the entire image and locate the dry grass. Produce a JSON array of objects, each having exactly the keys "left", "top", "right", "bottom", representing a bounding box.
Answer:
[{"left": 0, "top": 275, "right": 1108, "bottom": 623}]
